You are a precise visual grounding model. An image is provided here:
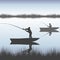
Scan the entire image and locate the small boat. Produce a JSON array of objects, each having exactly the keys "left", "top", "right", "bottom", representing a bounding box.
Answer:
[
  {"left": 40, "top": 27, "right": 59, "bottom": 32},
  {"left": 10, "top": 38, "right": 39, "bottom": 44},
  {"left": 10, "top": 42, "right": 39, "bottom": 45},
  {"left": 40, "top": 27, "right": 59, "bottom": 36}
]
